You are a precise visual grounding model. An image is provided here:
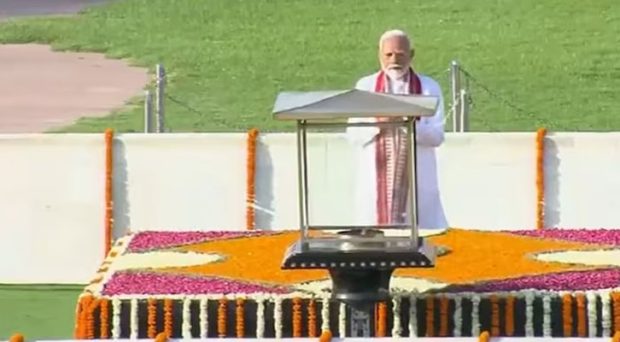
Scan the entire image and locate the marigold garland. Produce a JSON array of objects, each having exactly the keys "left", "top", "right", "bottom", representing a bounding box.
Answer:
[
  {"left": 613, "top": 331, "right": 620, "bottom": 342},
  {"left": 308, "top": 299, "right": 317, "bottom": 337},
  {"left": 76, "top": 294, "right": 93, "bottom": 339},
  {"left": 86, "top": 299, "right": 98, "bottom": 339},
  {"left": 154, "top": 332, "right": 169, "bottom": 342},
  {"left": 100, "top": 298, "right": 110, "bottom": 339},
  {"left": 576, "top": 293, "right": 587, "bottom": 337},
  {"left": 426, "top": 296, "right": 435, "bottom": 337},
  {"left": 218, "top": 298, "right": 227, "bottom": 337},
  {"left": 246, "top": 128, "right": 259, "bottom": 230},
  {"left": 479, "top": 330, "right": 490, "bottom": 342},
  {"left": 104, "top": 128, "right": 114, "bottom": 256},
  {"left": 75, "top": 297, "right": 84, "bottom": 338},
  {"left": 491, "top": 295, "right": 500, "bottom": 336},
  {"left": 236, "top": 298, "right": 245, "bottom": 337},
  {"left": 319, "top": 329, "right": 332, "bottom": 342},
  {"left": 378, "top": 302, "right": 387, "bottom": 337},
  {"left": 535, "top": 127, "right": 547, "bottom": 230},
  {"left": 372, "top": 300, "right": 387, "bottom": 337},
  {"left": 9, "top": 333, "right": 24, "bottom": 342},
  {"left": 562, "top": 293, "right": 573, "bottom": 336},
  {"left": 148, "top": 298, "right": 157, "bottom": 338},
  {"left": 439, "top": 296, "right": 449, "bottom": 336},
  {"left": 73, "top": 297, "right": 84, "bottom": 338},
  {"left": 293, "top": 297, "right": 303, "bottom": 337},
  {"left": 164, "top": 298, "right": 173, "bottom": 336},
  {"left": 505, "top": 295, "right": 515, "bottom": 336},
  {"left": 613, "top": 292, "right": 620, "bottom": 334}
]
